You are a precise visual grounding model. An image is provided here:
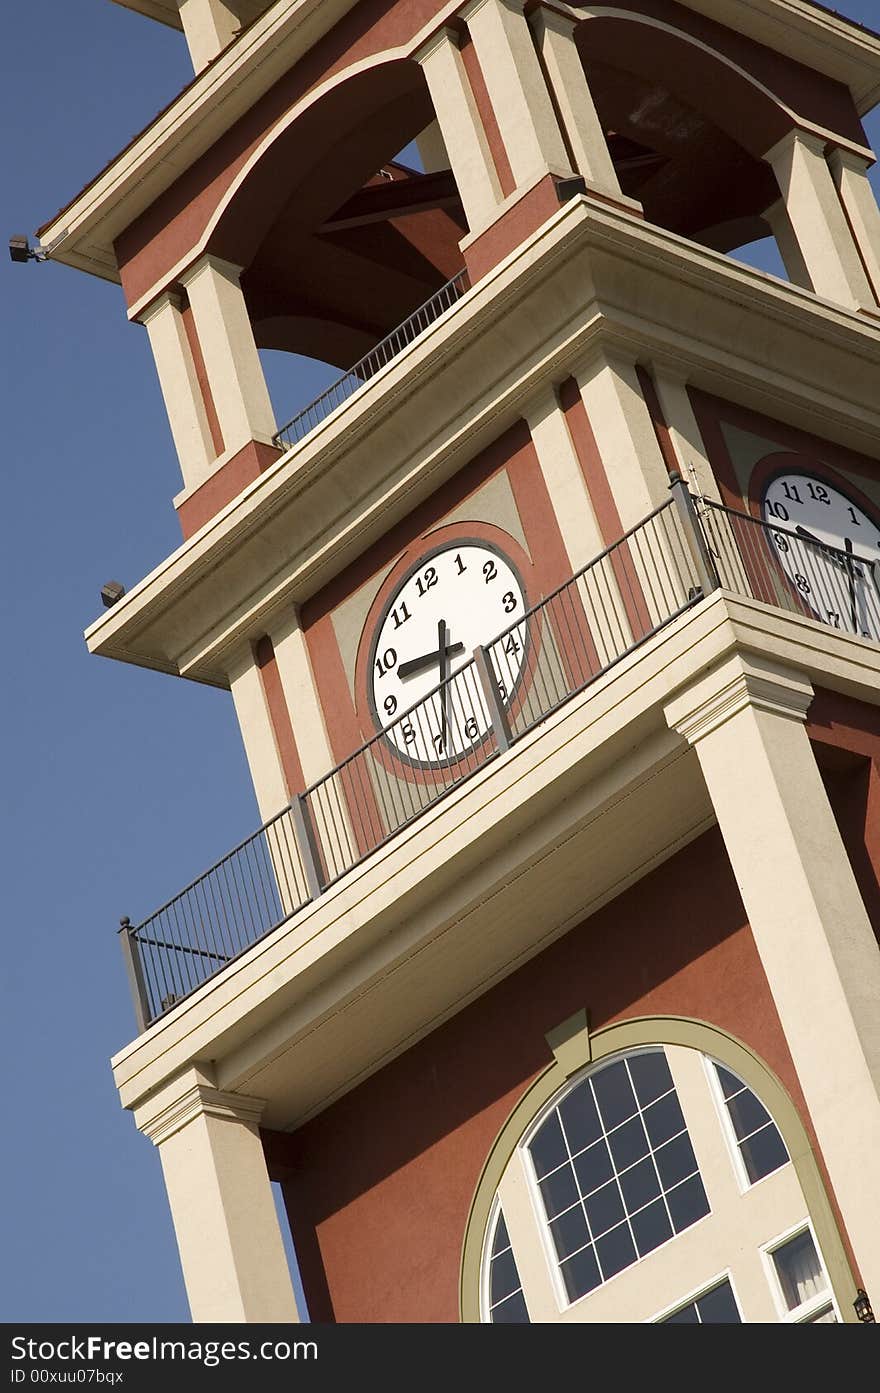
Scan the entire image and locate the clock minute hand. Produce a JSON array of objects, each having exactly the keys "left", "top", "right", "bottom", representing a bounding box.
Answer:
[
  {"left": 397, "top": 641, "right": 465, "bottom": 679},
  {"left": 438, "top": 619, "right": 449, "bottom": 744},
  {"left": 845, "top": 535, "right": 859, "bottom": 634}
]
